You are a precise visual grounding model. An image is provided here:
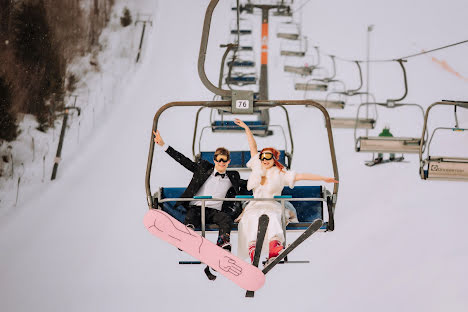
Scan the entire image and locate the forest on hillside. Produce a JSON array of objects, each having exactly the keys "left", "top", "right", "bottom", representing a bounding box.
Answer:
[{"left": 0, "top": 0, "right": 115, "bottom": 142}]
